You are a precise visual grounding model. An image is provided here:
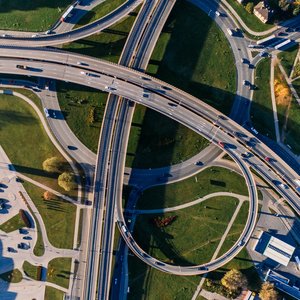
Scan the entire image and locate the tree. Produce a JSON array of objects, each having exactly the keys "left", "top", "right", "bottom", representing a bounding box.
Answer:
[
  {"left": 245, "top": 2, "right": 254, "bottom": 14},
  {"left": 293, "top": 6, "right": 300, "bottom": 16},
  {"left": 279, "top": 0, "right": 291, "bottom": 12},
  {"left": 221, "top": 269, "right": 247, "bottom": 292},
  {"left": 259, "top": 282, "right": 278, "bottom": 300},
  {"left": 58, "top": 172, "right": 77, "bottom": 191},
  {"left": 43, "top": 191, "right": 54, "bottom": 201},
  {"left": 42, "top": 157, "right": 65, "bottom": 173}
]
